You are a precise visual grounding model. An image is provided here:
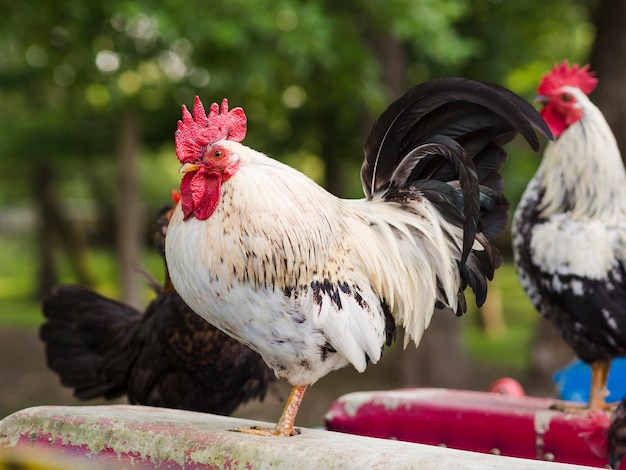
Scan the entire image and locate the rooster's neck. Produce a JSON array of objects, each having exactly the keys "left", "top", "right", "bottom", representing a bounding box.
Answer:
[{"left": 536, "top": 97, "right": 626, "bottom": 221}]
